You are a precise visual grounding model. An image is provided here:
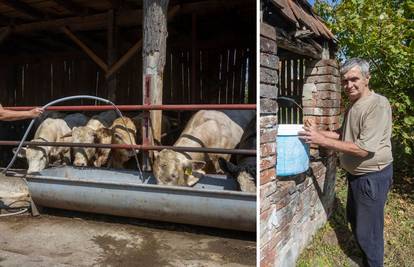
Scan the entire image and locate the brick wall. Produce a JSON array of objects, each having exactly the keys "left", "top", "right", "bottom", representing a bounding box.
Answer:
[
  {"left": 260, "top": 20, "right": 341, "bottom": 266},
  {"left": 260, "top": 22, "right": 279, "bottom": 267}
]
